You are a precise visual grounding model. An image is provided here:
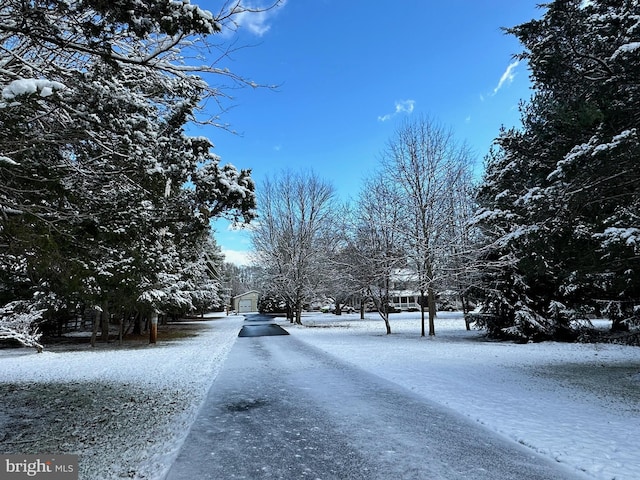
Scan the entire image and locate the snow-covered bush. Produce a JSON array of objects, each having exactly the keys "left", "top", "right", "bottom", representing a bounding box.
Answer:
[{"left": 0, "top": 301, "right": 45, "bottom": 352}]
